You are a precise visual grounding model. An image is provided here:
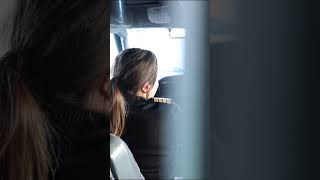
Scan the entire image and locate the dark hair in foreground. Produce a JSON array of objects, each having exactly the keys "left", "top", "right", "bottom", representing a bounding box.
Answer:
[
  {"left": 111, "top": 48, "right": 158, "bottom": 95},
  {"left": 0, "top": 1, "right": 125, "bottom": 180}
]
